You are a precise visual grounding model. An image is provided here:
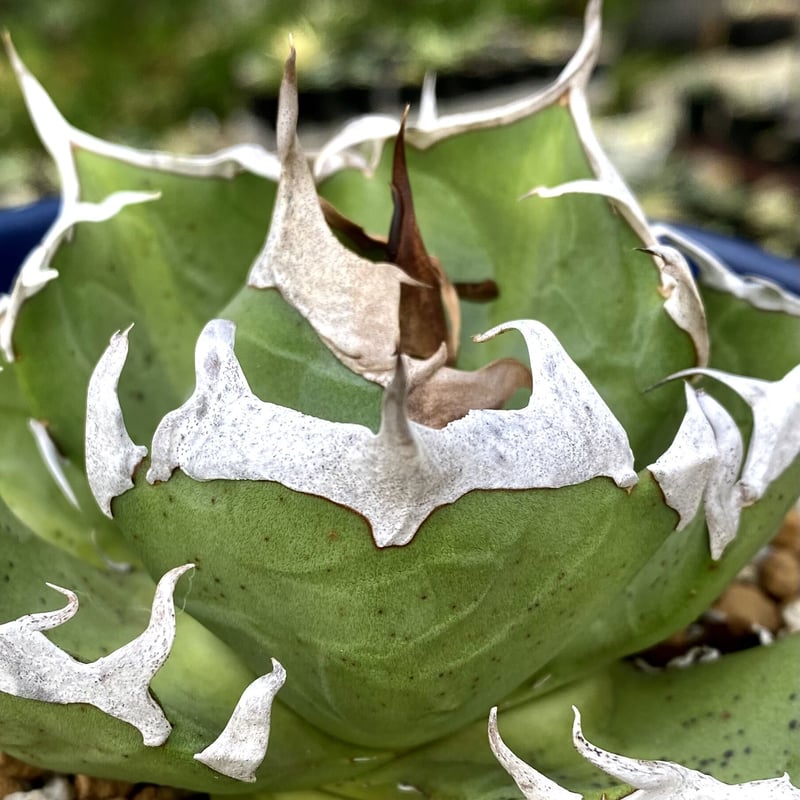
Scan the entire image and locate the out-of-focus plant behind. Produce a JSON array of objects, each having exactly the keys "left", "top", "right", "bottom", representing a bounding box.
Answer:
[{"left": 2, "top": 0, "right": 798, "bottom": 256}]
